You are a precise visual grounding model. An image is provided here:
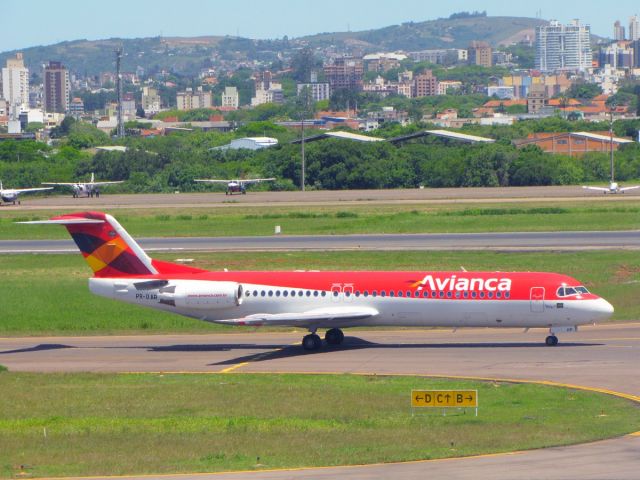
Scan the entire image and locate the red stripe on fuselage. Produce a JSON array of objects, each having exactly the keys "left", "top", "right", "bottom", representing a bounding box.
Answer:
[{"left": 110, "top": 271, "right": 598, "bottom": 302}]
